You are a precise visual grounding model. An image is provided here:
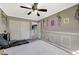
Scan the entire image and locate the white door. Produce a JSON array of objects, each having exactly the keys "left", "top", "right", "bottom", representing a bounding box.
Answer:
[
  {"left": 9, "top": 20, "right": 21, "bottom": 40},
  {"left": 9, "top": 20, "right": 31, "bottom": 40},
  {"left": 20, "top": 21, "right": 31, "bottom": 39}
]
